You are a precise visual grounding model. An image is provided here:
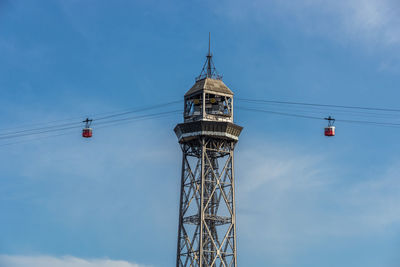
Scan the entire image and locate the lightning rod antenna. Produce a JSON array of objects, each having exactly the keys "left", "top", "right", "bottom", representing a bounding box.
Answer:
[
  {"left": 196, "top": 32, "right": 222, "bottom": 81},
  {"left": 207, "top": 32, "right": 212, "bottom": 77}
]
